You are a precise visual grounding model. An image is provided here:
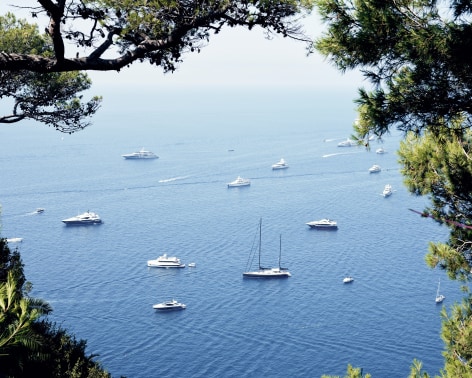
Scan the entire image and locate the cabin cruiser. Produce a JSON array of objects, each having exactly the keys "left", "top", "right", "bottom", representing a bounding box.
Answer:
[
  {"left": 368, "top": 164, "right": 381, "bottom": 173},
  {"left": 153, "top": 299, "right": 186, "bottom": 311},
  {"left": 338, "top": 139, "right": 355, "bottom": 147},
  {"left": 271, "top": 158, "right": 289, "bottom": 170},
  {"left": 147, "top": 254, "right": 185, "bottom": 268},
  {"left": 306, "top": 219, "right": 338, "bottom": 229},
  {"left": 122, "top": 148, "right": 158, "bottom": 159},
  {"left": 227, "top": 176, "right": 251, "bottom": 187},
  {"left": 382, "top": 184, "right": 393, "bottom": 197},
  {"left": 62, "top": 211, "right": 102, "bottom": 225}
]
